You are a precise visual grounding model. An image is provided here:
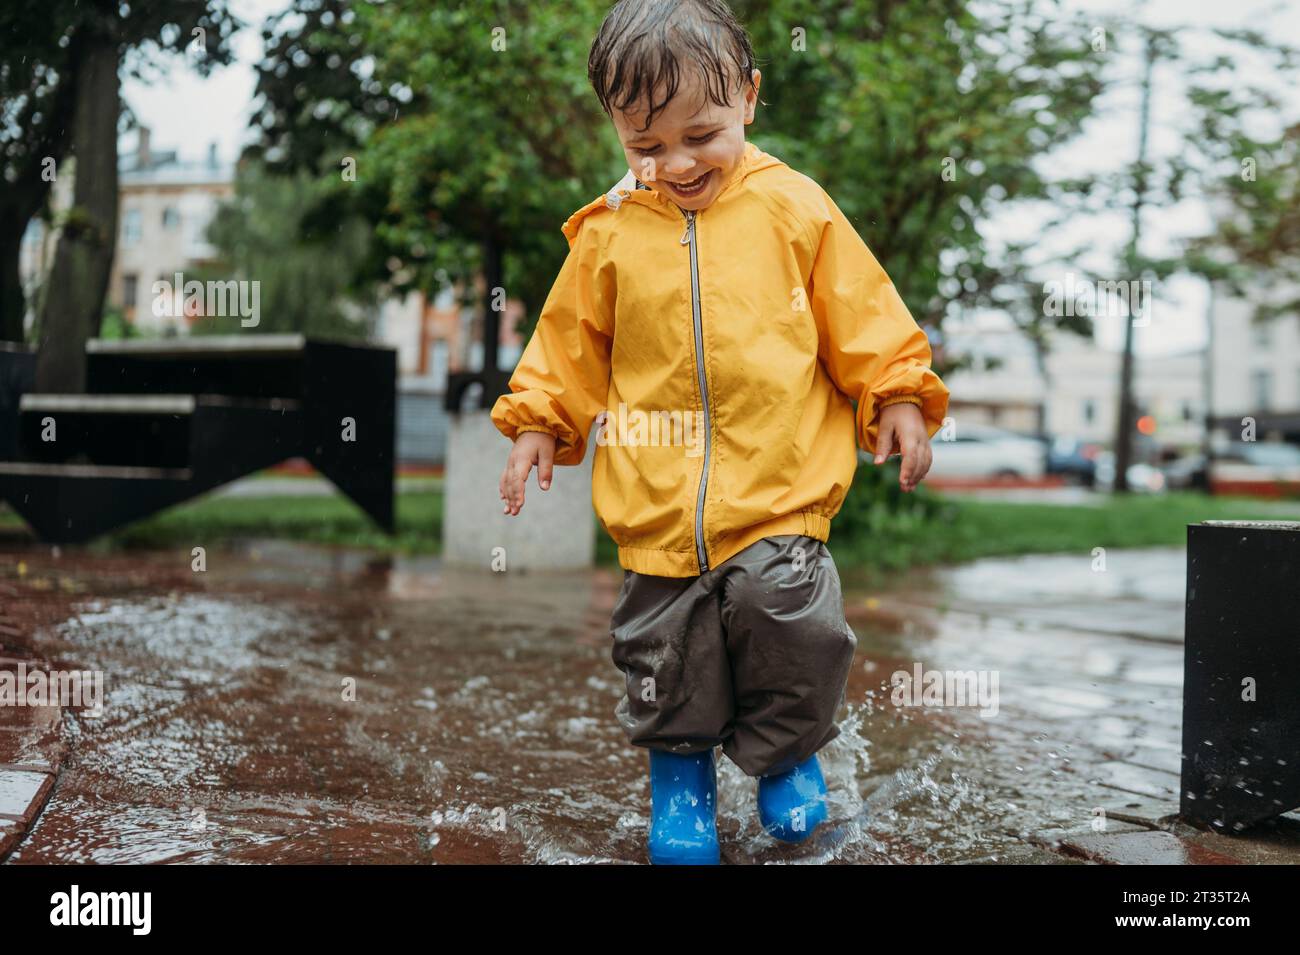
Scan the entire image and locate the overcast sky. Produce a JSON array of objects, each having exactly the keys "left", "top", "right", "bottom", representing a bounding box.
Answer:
[{"left": 117, "top": 0, "right": 1300, "bottom": 357}]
